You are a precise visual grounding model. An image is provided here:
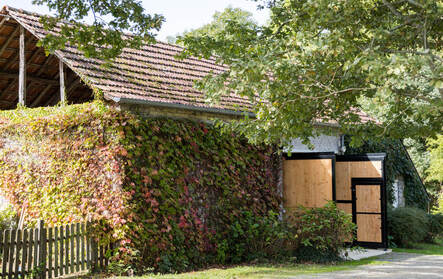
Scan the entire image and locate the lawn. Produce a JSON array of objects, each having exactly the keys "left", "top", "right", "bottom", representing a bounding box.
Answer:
[
  {"left": 393, "top": 238, "right": 443, "bottom": 255},
  {"left": 113, "top": 257, "right": 385, "bottom": 279}
]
